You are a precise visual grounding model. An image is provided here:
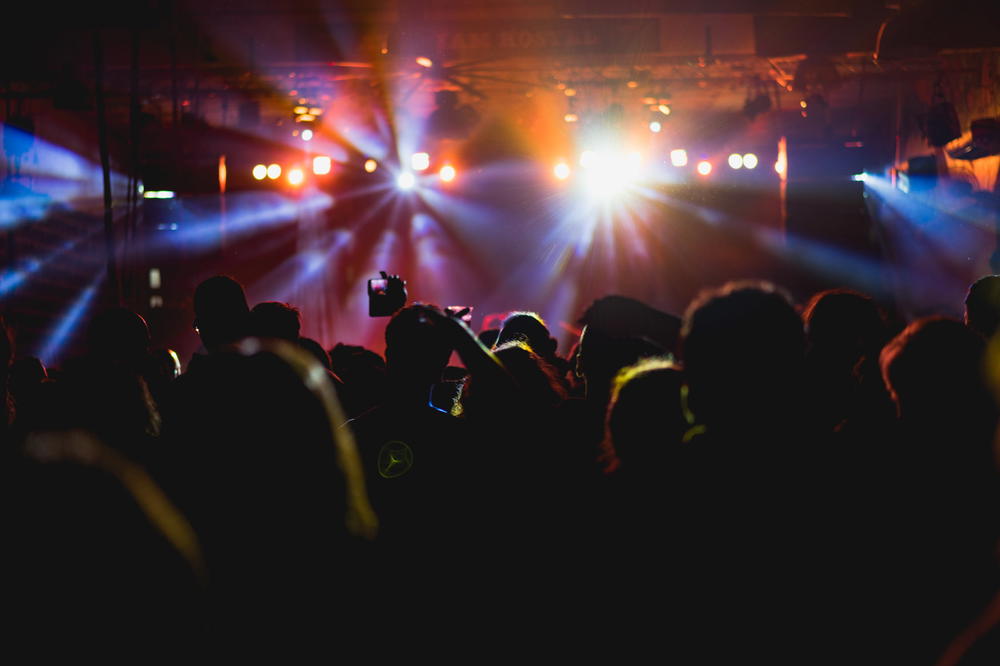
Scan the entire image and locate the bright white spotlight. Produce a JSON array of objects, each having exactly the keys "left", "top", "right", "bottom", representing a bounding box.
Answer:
[
  {"left": 397, "top": 172, "right": 416, "bottom": 190},
  {"left": 267, "top": 164, "right": 281, "bottom": 180},
  {"left": 301, "top": 129, "right": 314, "bottom": 142},
  {"left": 743, "top": 153, "right": 759, "bottom": 169},
  {"left": 553, "top": 162, "right": 571, "bottom": 180},
  {"left": 364, "top": 158, "right": 378, "bottom": 173},
  {"left": 696, "top": 160, "right": 712, "bottom": 176},
  {"left": 312, "top": 155, "right": 332, "bottom": 175},
  {"left": 774, "top": 159, "right": 786, "bottom": 175},
  {"left": 411, "top": 152, "right": 430, "bottom": 172},
  {"left": 670, "top": 149, "right": 688, "bottom": 167},
  {"left": 658, "top": 104, "right": 671, "bottom": 116},
  {"left": 416, "top": 56, "right": 433, "bottom": 68},
  {"left": 649, "top": 121, "right": 662, "bottom": 133},
  {"left": 580, "top": 150, "right": 597, "bottom": 169},
  {"left": 143, "top": 190, "right": 176, "bottom": 199},
  {"left": 439, "top": 164, "right": 456, "bottom": 182},
  {"left": 728, "top": 153, "right": 744, "bottom": 169},
  {"left": 252, "top": 164, "right": 267, "bottom": 180},
  {"left": 287, "top": 167, "right": 305, "bottom": 186},
  {"left": 581, "top": 150, "right": 642, "bottom": 200}
]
